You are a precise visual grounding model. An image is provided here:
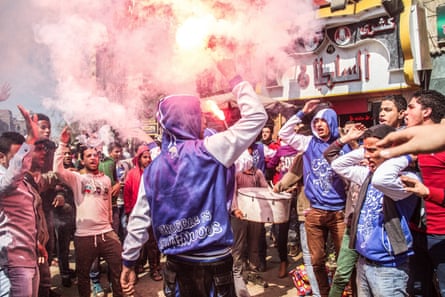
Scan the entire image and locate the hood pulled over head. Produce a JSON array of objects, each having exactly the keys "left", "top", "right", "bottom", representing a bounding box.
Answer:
[
  {"left": 310, "top": 108, "right": 339, "bottom": 141},
  {"left": 157, "top": 94, "right": 202, "bottom": 141},
  {"left": 132, "top": 144, "right": 150, "bottom": 166}
]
